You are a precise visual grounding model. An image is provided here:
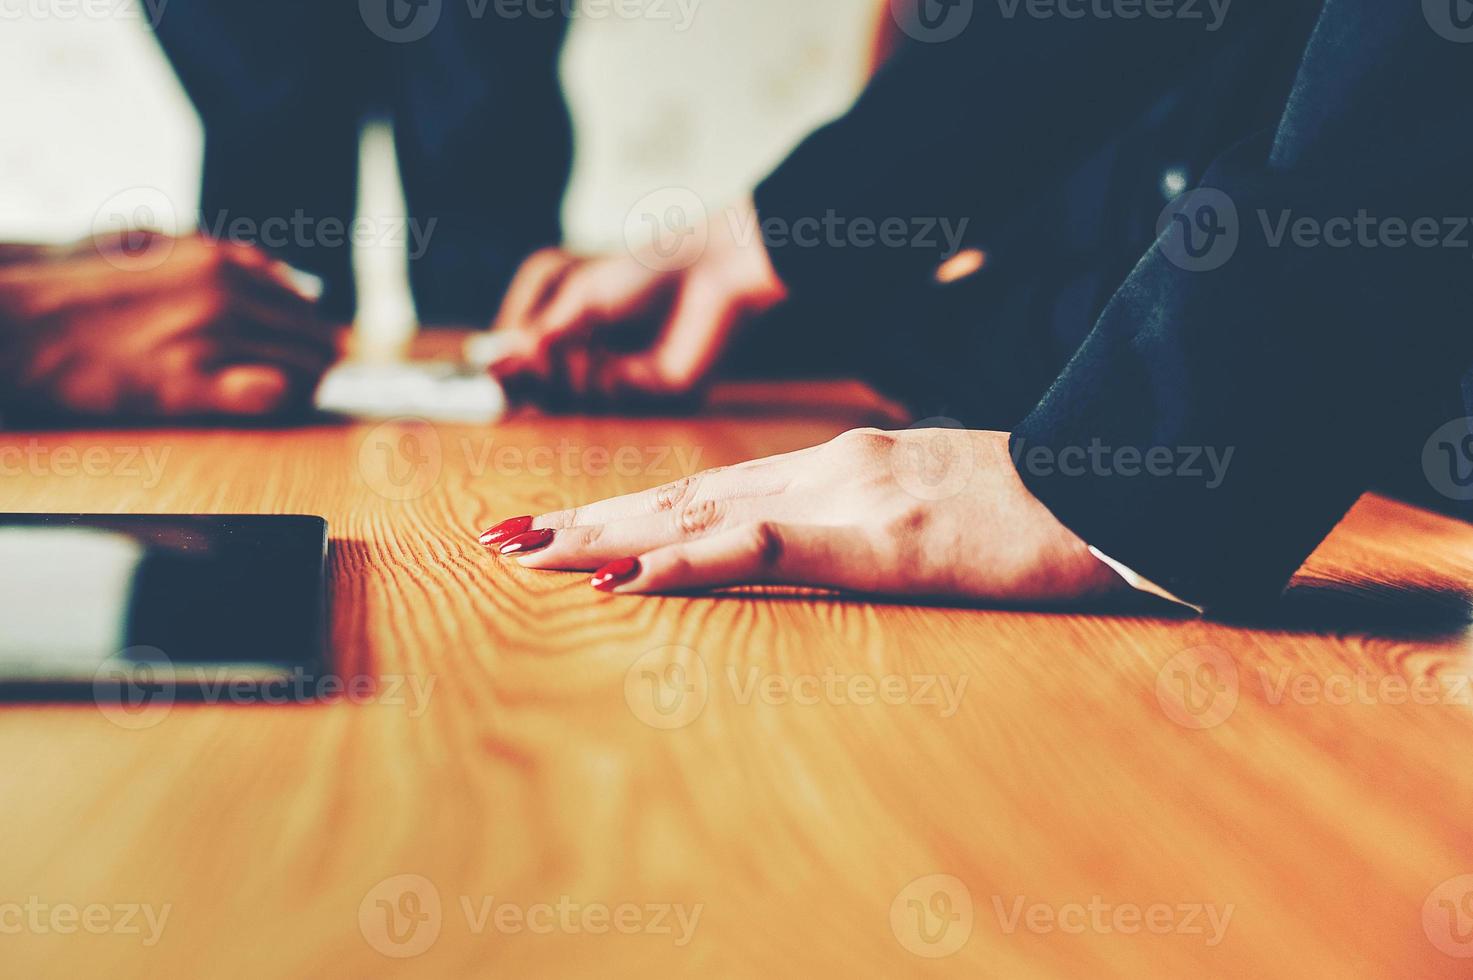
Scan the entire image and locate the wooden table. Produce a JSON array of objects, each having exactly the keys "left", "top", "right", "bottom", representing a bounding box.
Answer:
[{"left": 0, "top": 379, "right": 1470, "bottom": 979}]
